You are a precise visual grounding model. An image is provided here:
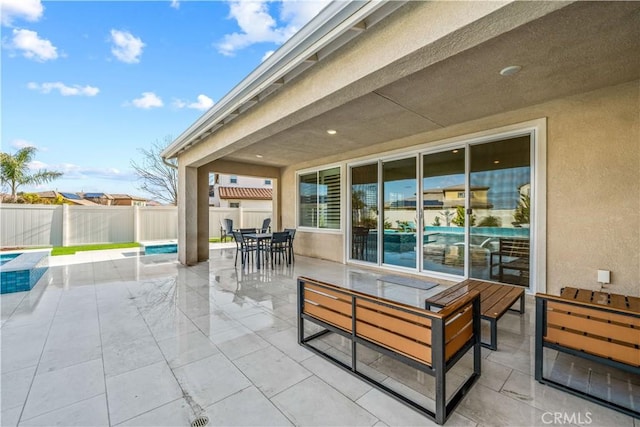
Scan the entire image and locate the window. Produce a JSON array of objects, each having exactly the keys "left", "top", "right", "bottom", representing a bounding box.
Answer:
[
  {"left": 230, "top": 176, "right": 238, "bottom": 184},
  {"left": 230, "top": 202, "right": 240, "bottom": 208},
  {"left": 299, "top": 166, "right": 340, "bottom": 229},
  {"left": 264, "top": 179, "right": 272, "bottom": 185}
]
